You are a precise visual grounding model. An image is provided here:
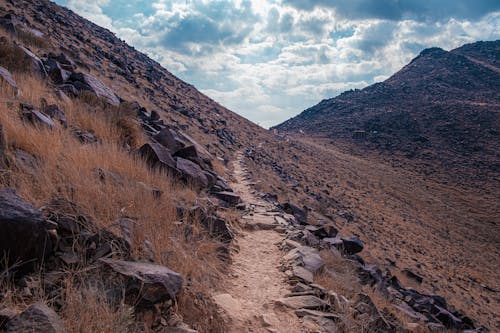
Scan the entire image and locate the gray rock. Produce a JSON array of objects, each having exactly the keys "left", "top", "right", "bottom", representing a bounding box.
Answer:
[
  {"left": 203, "top": 216, "right": 233, "bottom": 243},
  {"left": 100, "top": 259, "right": 183, "bottom": 306},
  {"left": 284, "top": 246, "right": 324, "bottom": 274},
  {"left": 176, "top": 157, "right": 209, "bottom": 189},
  {"left": 6, "top": 303, "right": 65, "bottom": 333},
  {"left": 68, "top": 72, "right": 120, "bottom": 106},
  {"left": 276, "top": 295, "right": 330, "bottom": 310},
  {"left": 0, "top": 66, "right": 17, "bottom": 90},
  {"left": 153, "top": 128, "right": 184, "bottom": 153},
  {"left": 138, "top": 142, "right": 177, "bottom": 174},
  {"left": 19, "top": 46, "right": 47, "bottom": 78},
  {"left": 291, "top": 265, "right": 314, "bottom": 284},
  {"left": 0, "top": 189, "right": 52, "bottom": 274},
  {"left": 341, "top": 236, "right": 364, "bottom": 255}
]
